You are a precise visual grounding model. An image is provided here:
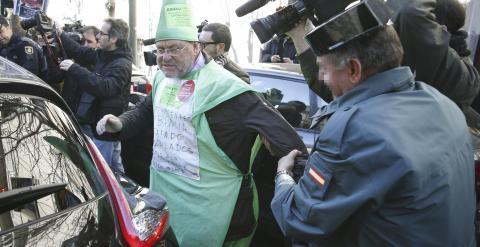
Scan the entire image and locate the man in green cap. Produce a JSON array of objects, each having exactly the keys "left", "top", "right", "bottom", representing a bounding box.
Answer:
[{"left": 95, "top": 0, "right": 306, "bottom": 246}]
